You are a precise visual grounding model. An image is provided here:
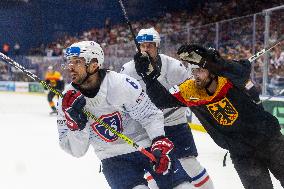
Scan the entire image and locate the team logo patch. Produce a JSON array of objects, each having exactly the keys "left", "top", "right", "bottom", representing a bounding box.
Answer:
[
  {"left": 206, "top": 97, "right": 238, "bottom": 126},
  {"left": 91, "top": 112, "right": 123, "bottom": 142}
]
